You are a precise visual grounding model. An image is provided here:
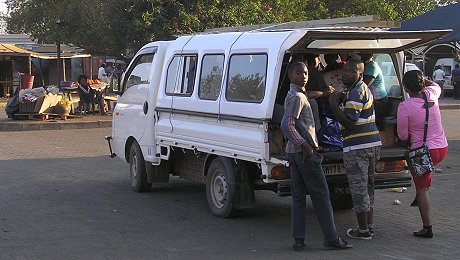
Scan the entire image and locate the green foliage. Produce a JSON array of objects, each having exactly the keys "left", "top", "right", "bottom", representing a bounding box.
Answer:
[
  {"left": 5, "top": 0, "right": 455, "bottom": 56},
  {"left": 389, "top": 0, "right": 438, "bottom": 21},
  {"left": 227, "top": 73, "right": 266, "bottom": 102},
  {"left": 200, "top": 72, "right": 223, "bottom": 100}
]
